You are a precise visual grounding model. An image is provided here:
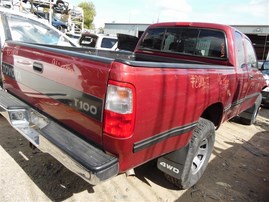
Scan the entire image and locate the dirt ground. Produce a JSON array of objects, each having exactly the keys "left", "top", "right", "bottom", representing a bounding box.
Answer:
[{"left": 0, "top": 108, "right": 268, "bottom": 202}]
